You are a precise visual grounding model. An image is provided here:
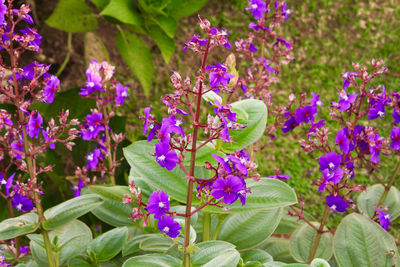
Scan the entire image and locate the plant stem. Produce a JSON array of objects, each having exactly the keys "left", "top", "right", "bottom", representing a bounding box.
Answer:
[
  {"left": 183, "top": 38, "right": 211, "bottom": 267},
  {"left": 212, "top": 215, "right": 224, "bottom": 240},
  {"left": 7, "top": 199, "right": 20, "bottom": 257},
  {"left": 376, "top": 158, "right": 400, "bottom": 209},
  {"left": 202, "top": 212, "right": 211, "bottom": 241},
  {"left": 307, "top": 206, "right": 329, "bottom": 264},
  {"left": 102, "top": 105, "right": 116, "bottom": 185},
  {"left": 56, "top": 32, "right": 72, "bottom": 77}
]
